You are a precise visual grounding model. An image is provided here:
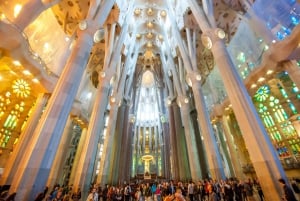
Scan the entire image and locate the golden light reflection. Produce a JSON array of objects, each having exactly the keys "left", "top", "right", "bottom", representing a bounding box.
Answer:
[
  {"left": 12, "top": 60, "right": 21, "bottom": 66},
  {"left": 22, "top": 70, "right": 31, "bottom": 75},
  {"left": 14, "top": 4, "right": 22, "bottom": 18}
]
